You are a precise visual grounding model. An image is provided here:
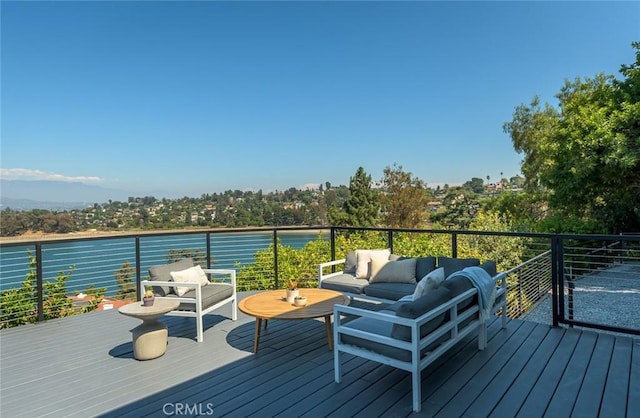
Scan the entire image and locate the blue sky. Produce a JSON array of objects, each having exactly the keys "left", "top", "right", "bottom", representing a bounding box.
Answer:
[{"left": 2, "top": 1, "right": 638, "bottom": 198}]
